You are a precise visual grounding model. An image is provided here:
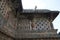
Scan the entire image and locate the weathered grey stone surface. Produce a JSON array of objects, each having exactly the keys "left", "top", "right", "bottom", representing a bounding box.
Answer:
[
  {"left": 0, "top": 31, "right": 14, "bottom": 40},
  {"left": 0, "top": 0, "right": 60, "bottom": 40}
]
